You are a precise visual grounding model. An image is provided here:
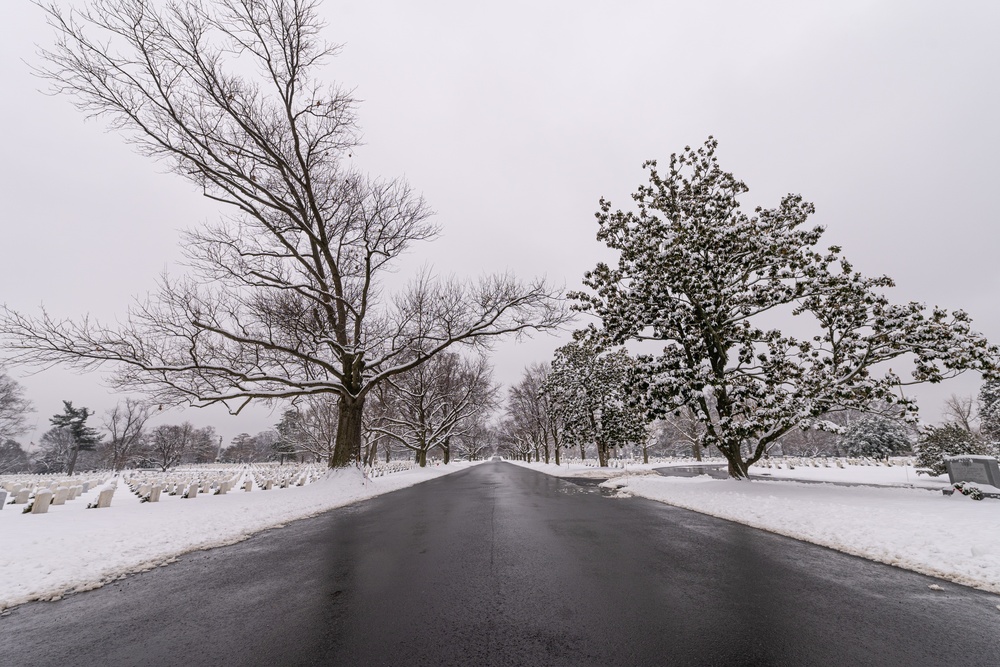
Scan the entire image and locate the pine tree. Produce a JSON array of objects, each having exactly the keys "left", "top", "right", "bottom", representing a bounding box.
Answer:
[
  {"left": 574, "top": 137, "right": 998, "bottom": 478},
  {"left": 839, "top": 415, "right": 911, "bottom": 460},
  {"left": 915, "top": 424, "right": 990, "bottom": 476},
  {"left": 978, "top": 378, "right": 1000, "bottom": 448},
  {"left": 543, "top": 330, "right": 647, "bottom": 467},
  {"left": 49, "top": 401, "right": 102, "bottom": 475}
]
